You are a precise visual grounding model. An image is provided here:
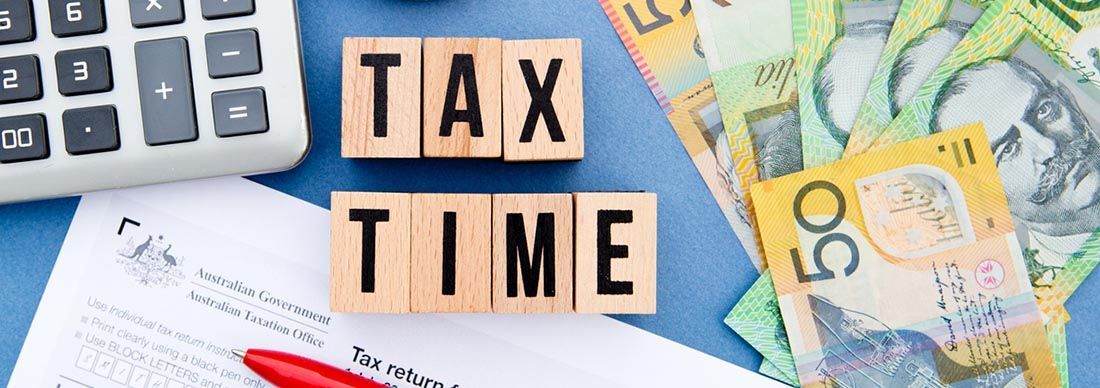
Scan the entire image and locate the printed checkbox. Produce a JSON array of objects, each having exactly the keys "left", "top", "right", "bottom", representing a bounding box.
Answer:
[
  {"left": 128, "top": 366, "right": 151, "bottom": 388},
  {"left": 167, "top": 379, "right": 187, "bottom": 388},
  {"left": 75, "top": 346, "right": 98, "bottom": 371},
  {"left": 92, "top": 353, "right": 116, "bottom": 377},
  {"left": 111, "top": 360, "right": 133, "bottom": 384},
  {"left": 148, "top": 373, "right": 168, "bottom": 388}
]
